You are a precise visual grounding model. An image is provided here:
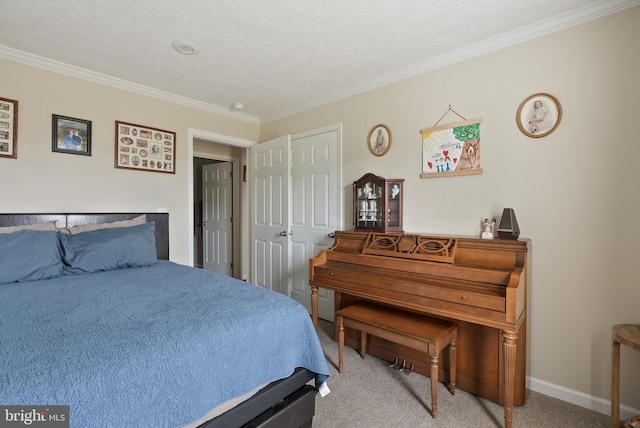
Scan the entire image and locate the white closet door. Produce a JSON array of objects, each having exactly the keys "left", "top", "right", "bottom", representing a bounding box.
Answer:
[
  {"left": 290, "top": 126, "right": 340, "bottom": 320},
  {"left": 249, "top": 135, "right": 291, "bottom": 296},
  {"left": 250, "top": 125, "right": 341, "bottom": 322}
]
